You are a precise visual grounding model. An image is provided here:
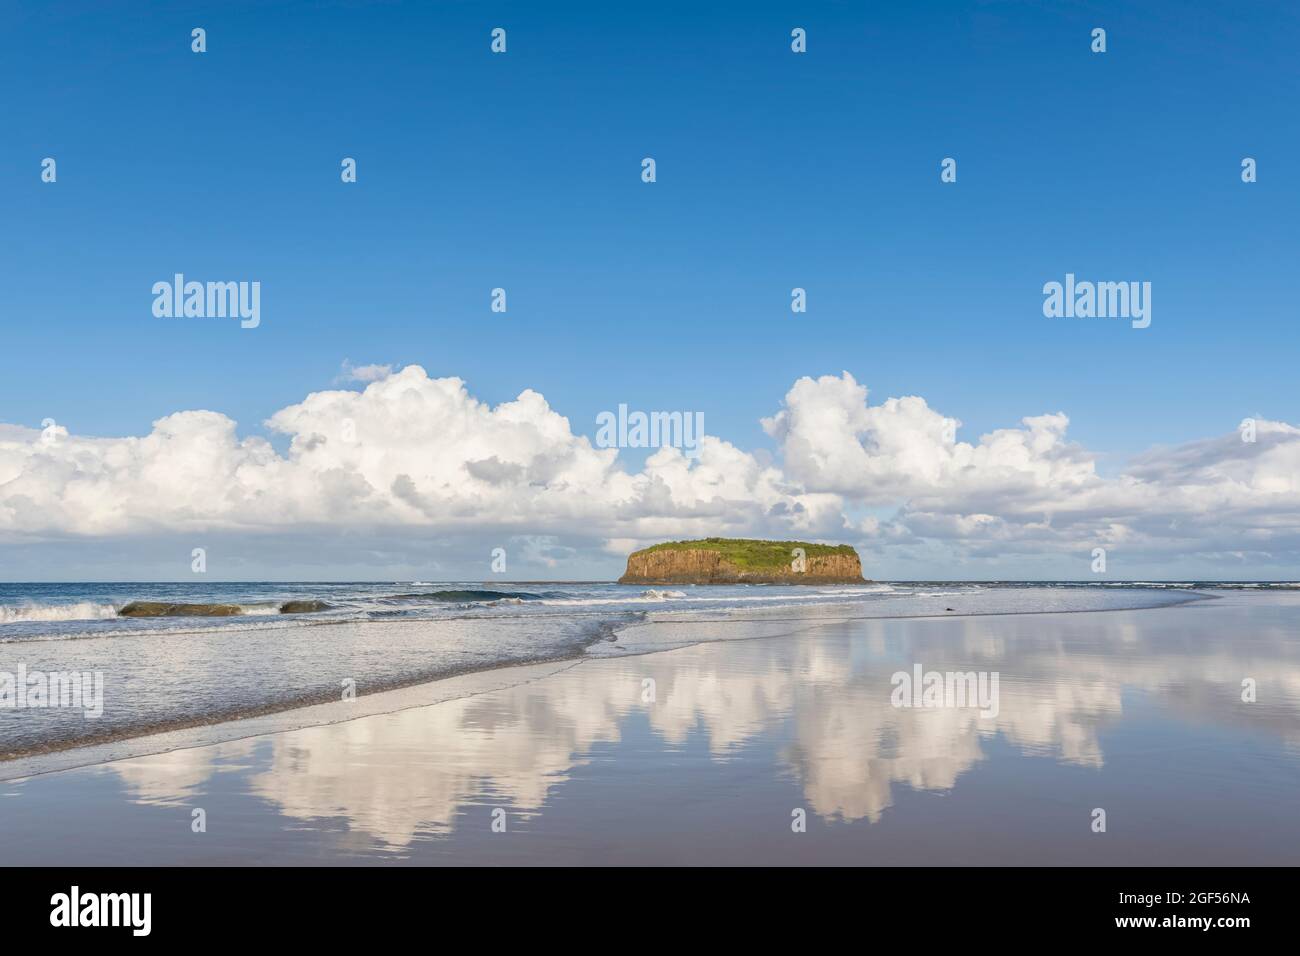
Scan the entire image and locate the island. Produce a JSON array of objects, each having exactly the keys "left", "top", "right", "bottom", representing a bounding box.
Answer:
[{"left": 618, "top": 537, "right": 867, "bottom": 585}]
